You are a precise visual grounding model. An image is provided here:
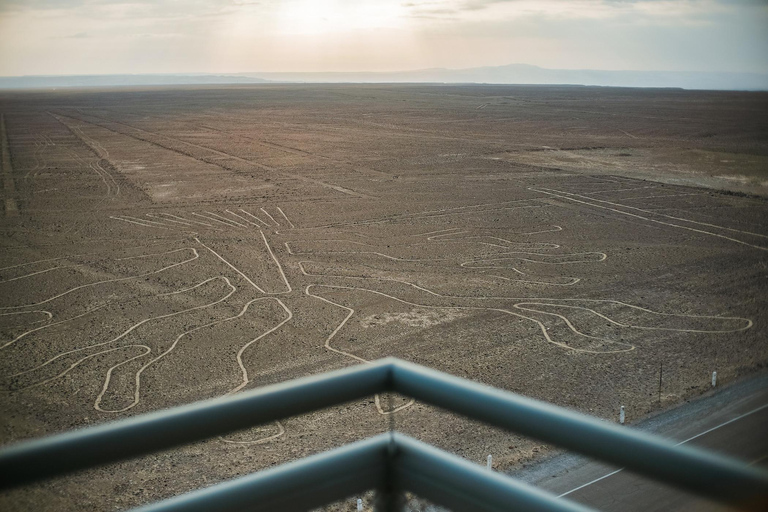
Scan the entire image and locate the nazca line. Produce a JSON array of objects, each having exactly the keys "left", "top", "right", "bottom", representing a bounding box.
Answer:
[
  {"left": 0, "top": 248, "right": 199, "bottom": 310},
  {"left": 556, "top": 187, "right": 768, "bottom": 239},
  {"left": 11, "top": 276, "right": 237, "bottom": 385},
  {"left": 94, "top": 296, "right": 292, "bottom": 416},
  {"left": 305, "top": 285, "right": 415, "bottom": 415},
  {"left": 219, "top": 298, "right": 293, "bottom": 445},
  {"left": 302, "top": 272, "right": 751, "bottom": 354},
  {"left": 194, "top": 237, "right": 265, "bottom": 293},
  {"left": 301, "top": 199, "right": 547, "bottom": 230},
  {"left": 1, "top": 305, "right": 108, "bottom": 350},
  {"left": 530, "top": 187, "right": 768, "bottom": 251}
]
